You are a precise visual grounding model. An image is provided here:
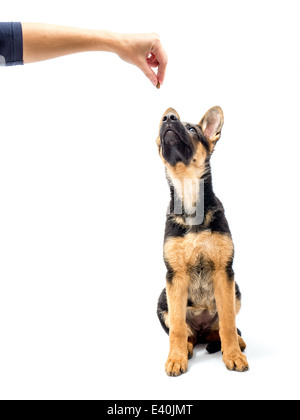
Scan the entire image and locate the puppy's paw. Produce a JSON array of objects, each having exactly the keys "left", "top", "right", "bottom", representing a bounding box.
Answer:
[
  {"left": 223, "top": 350, "right": 249, "bottom": 372},
  {"left": 165, "top": 354, "right": 188, "bottom": 377}
]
